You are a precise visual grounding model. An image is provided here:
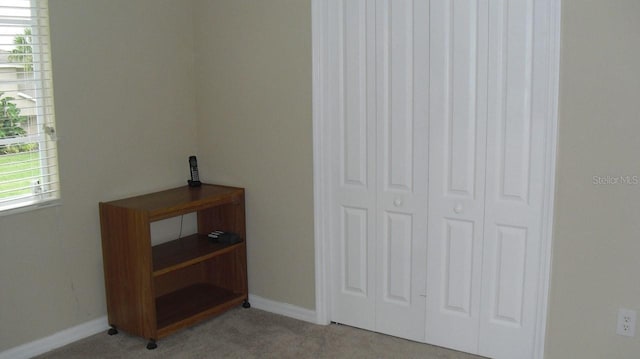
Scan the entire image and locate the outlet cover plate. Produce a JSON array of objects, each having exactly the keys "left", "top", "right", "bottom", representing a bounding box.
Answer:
[{"left": 617, "top": 308, "right": 637, "bottom": 337}]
